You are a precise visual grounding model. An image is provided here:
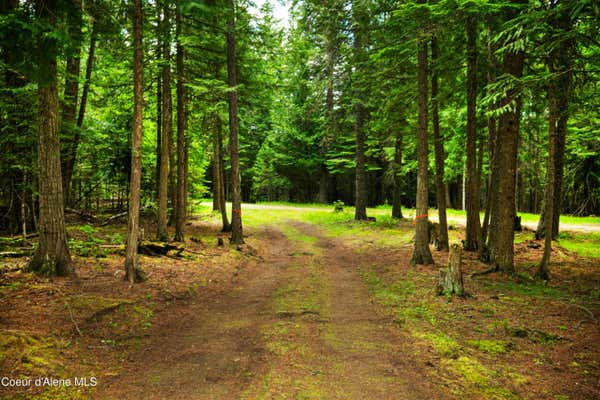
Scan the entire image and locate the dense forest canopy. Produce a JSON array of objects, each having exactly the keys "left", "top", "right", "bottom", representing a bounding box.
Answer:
[{"left": 0, "top": 0, "right": 599, "bottom": 276}]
